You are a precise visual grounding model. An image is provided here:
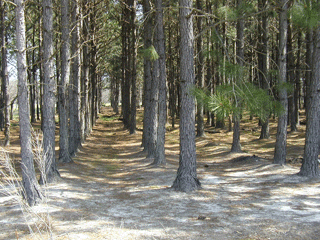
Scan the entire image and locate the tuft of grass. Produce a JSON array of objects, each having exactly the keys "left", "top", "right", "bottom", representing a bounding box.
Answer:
[{"left": 100, "top": 115, "right": 118, "bottom": 122}]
